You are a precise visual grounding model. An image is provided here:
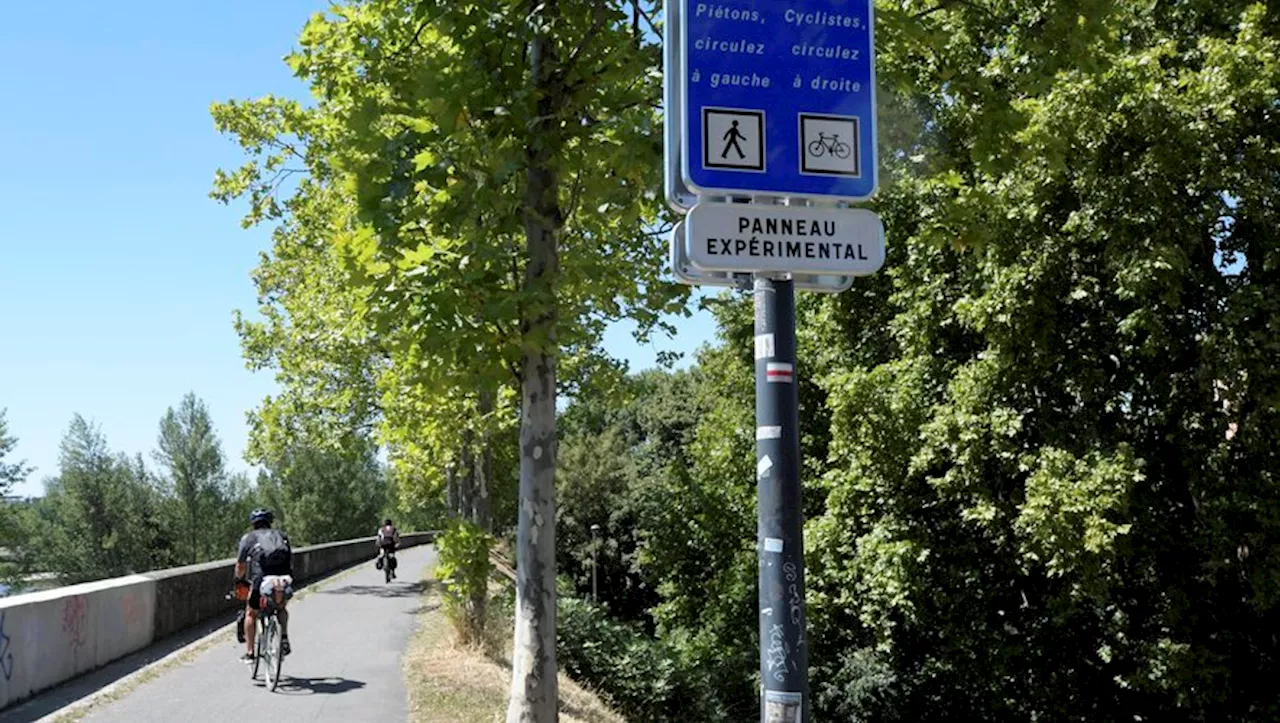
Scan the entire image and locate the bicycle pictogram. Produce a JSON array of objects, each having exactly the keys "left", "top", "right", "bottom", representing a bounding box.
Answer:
[
  {"left": 806, "top": 132, "right": 851, "bottom": 160},
  {"left": 799, "top": 114, "right": 861, "bottom": 178}
]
